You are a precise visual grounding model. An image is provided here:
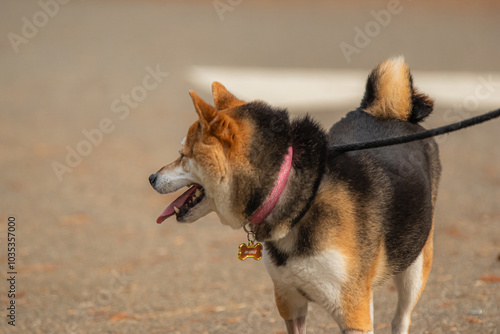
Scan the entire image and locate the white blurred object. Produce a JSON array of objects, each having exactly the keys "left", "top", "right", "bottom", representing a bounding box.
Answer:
[{"left": 188, "top": 66, "right": 500, "bottom": 111}]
